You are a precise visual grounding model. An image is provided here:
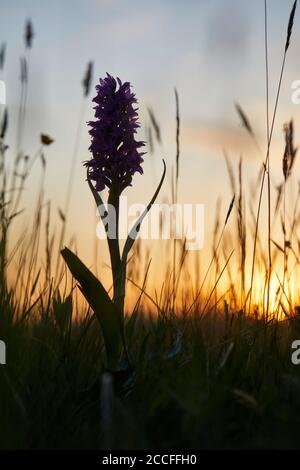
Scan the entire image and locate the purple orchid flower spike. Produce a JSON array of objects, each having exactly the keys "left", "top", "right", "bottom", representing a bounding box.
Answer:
[{"left": 85, "top": 73, "right": 146, "bottom": 194}]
